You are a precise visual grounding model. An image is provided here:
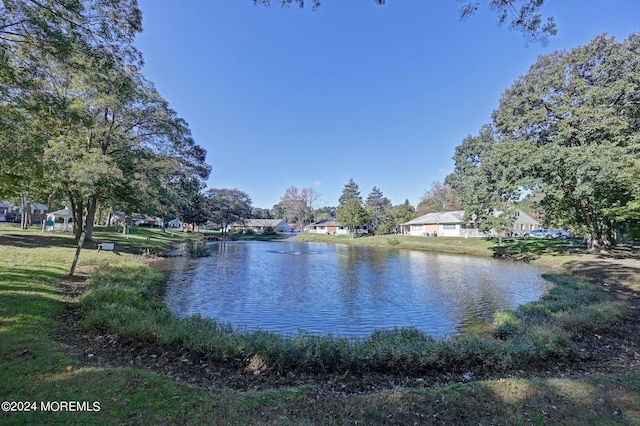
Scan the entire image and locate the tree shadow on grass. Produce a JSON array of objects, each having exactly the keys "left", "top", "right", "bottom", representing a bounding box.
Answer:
[
  {"left": 491, "top": 238, "right": 588, "bottom": 261},
  {"left": 0, "top": 233, "right": 77, "bottom": 249}
]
